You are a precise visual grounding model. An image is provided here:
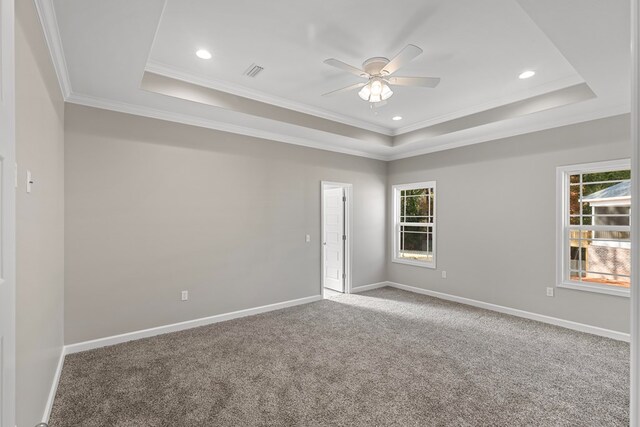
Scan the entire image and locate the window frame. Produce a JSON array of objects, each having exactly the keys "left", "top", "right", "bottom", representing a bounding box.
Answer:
[
  {"left": 556, "top": 159, "right": 631, "bottom": 298},
  {"left": 392, "top": 181, "right": 437, "bottom": 269}
]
